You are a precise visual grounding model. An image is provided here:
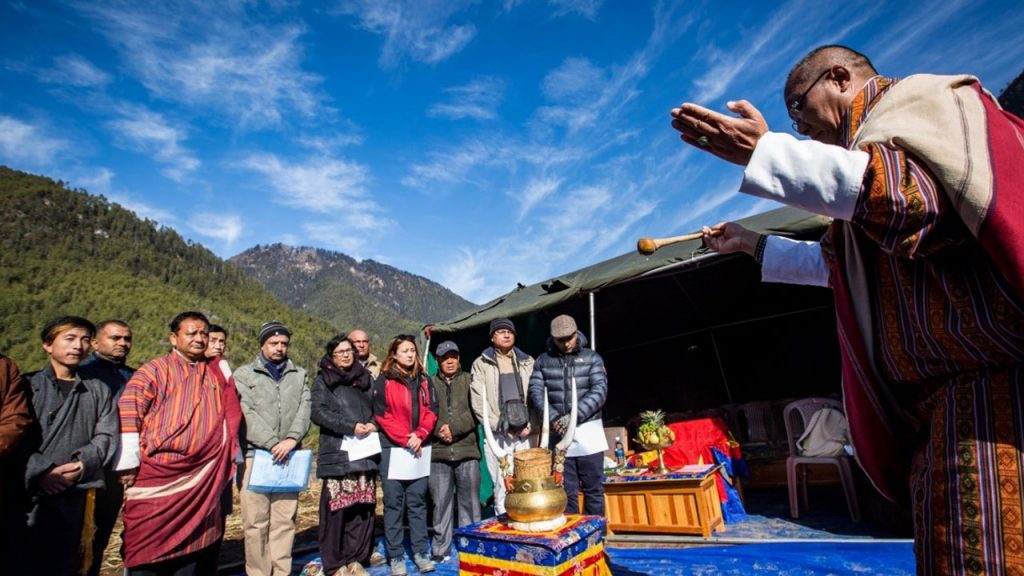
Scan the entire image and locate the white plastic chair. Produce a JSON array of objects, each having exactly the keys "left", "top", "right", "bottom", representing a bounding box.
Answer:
[{"left": 783, "top": 398, "right": 860, "bottom": 521}]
